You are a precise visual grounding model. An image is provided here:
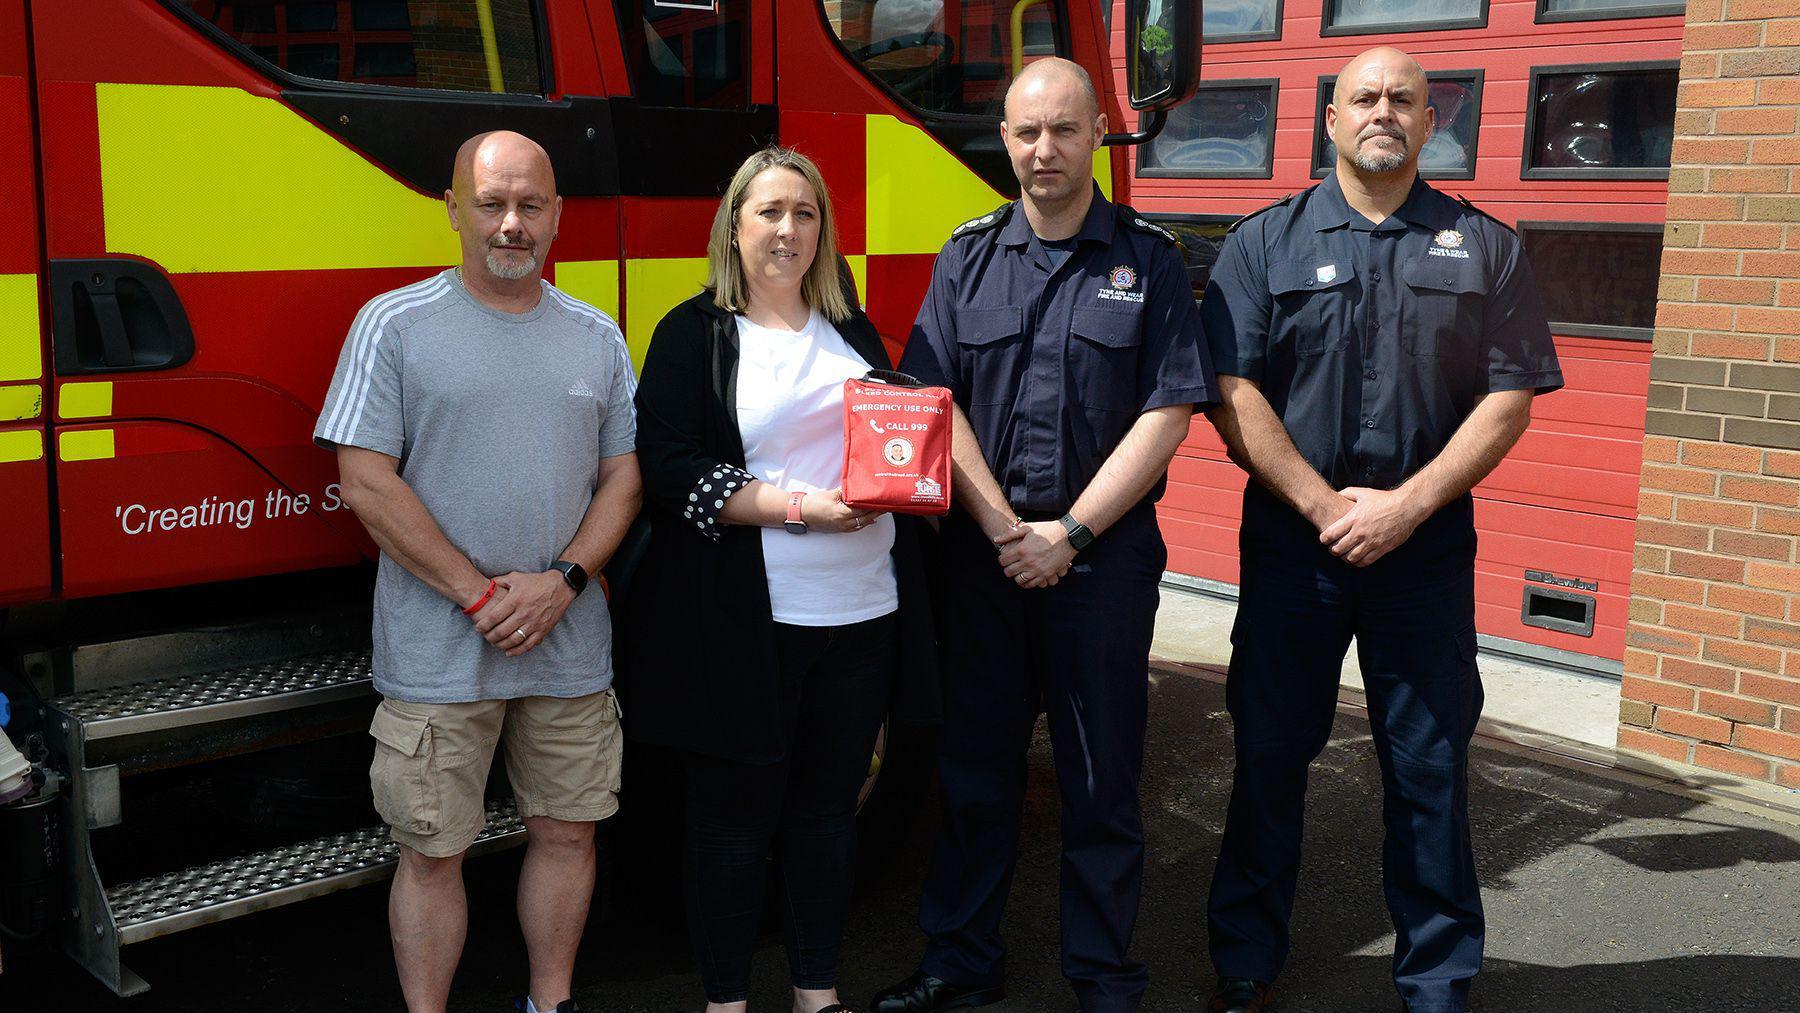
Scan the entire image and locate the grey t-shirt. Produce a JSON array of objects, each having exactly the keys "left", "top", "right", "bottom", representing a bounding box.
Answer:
[{"left": 313, "top": 269, "right": 637, "bottom": 703}]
